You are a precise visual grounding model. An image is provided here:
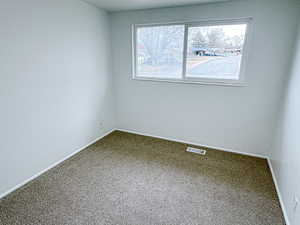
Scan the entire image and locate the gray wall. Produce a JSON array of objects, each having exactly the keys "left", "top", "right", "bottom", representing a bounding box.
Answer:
[
  {"left": 110, "top": 0, "right": 300, "bottom": 156},
  {"left": 270, "top": 23, "right": 300, "bottom": 225},
  {"left": 0, "top": 0, "right": 115, "bottom": 196}
]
